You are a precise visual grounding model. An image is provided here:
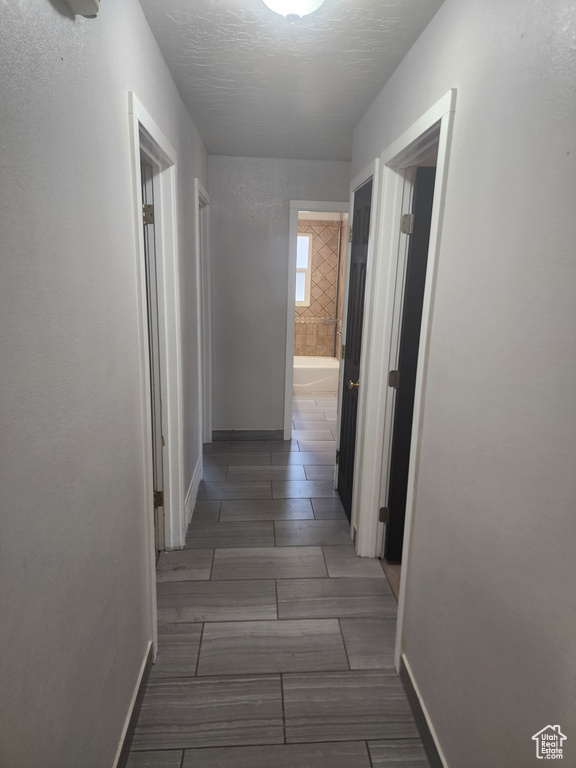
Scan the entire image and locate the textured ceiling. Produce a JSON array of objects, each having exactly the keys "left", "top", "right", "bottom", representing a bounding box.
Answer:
[{"left": 137, "top": 0, "right": 445, "bottom": 160}]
